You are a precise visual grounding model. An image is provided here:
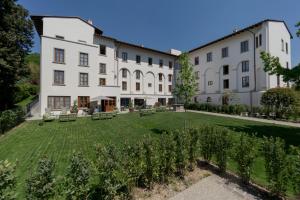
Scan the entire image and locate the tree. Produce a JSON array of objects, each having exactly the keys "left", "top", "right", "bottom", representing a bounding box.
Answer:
[
  {"left": 296, "top": 21, "right": 300, "bottom": 37},
  {"left": 173, "top": 53, "right": 197, "bottom": 106},
  {"left": 0, "top": 0, "right": 33, "bottom": 110}
]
